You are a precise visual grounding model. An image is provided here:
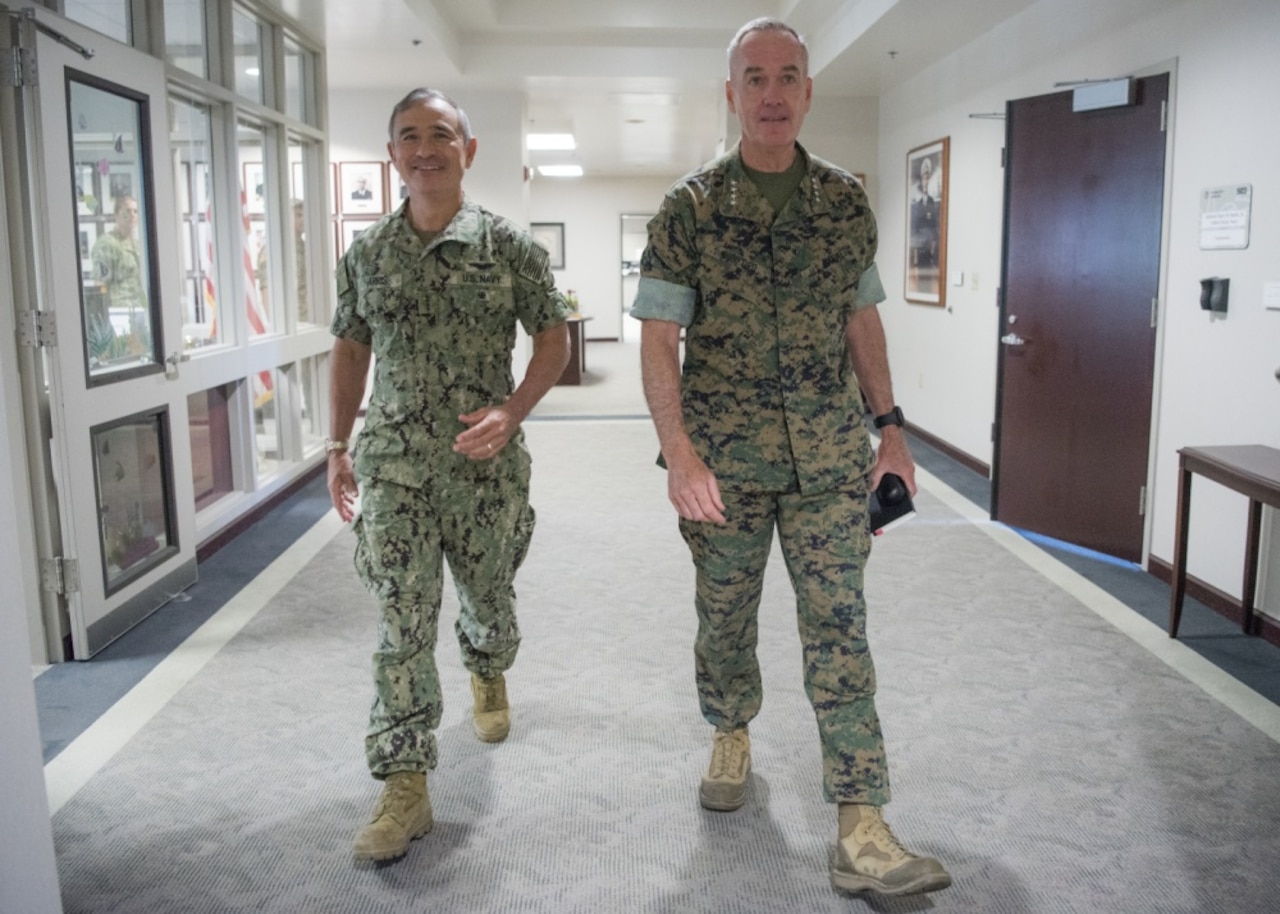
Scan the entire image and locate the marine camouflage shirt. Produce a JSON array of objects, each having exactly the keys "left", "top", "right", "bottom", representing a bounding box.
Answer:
[
  {"left": 332, "top": 199, "right": 570, "bottom": 489},
  {"left": 91, "top": 230, "right": 148, "bottom": 309},
  {"left": 633, "top": 143, "right": 883, "bottom": 494}
]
